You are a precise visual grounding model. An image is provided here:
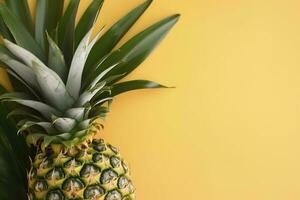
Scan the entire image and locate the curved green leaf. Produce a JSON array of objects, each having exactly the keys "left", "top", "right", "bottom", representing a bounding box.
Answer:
[
  {"left": 0, "top": 54, "right": 39, "bottom": 90},
  {"left": 77, "top": 81, "right": 106, "bottom": 106},
  {"left": 89, "top": 62, "right": 121, "bottom": 89},
  {"left": 90, "top": 106, "right": 109, "bottom": 119},
  {"left": 32, "top": 61, "right": 75, "bottom": 111},
  {"left": 0, "top": 16, "right": 14, "bottom": 41},
  {"left": 0, "top": 128, "right": 28, "bottom": 200},
  {"left": 26, "top": 133, "right": 44, "bottom": 146},
  {"left": 53, "top": 117, "right": 76, "bottom": 133},
  {"left": 47, "top": 0, "right": 64, "bottom": 34},
  {"left": 35, "top": 0, "right": 48, "bottom": 51},
  {"left": 3, "top": 98, "right": 61, "bottom": 120},
  {"left": 84, "top": 0, "right": 153, "bottom": 76},
  {"left": 58, "top": 0, "right": 80, "bottom": 65},
  {"left": 78, "top": 119, "right": 92, "bottom": 129},
  {"left": 88, "top": 14, "right": 180, "bottom": 85},
  {"left": 6, "top": 69, "right": 41, "bottom": 100},
  {"left": 94, "top": 97, "right": 113, "bottom": 106},
  {"left": 111, "top": 80, "right": 168, "bottom": 96},
  {"left": 5, "top": 0, "right": 33, "bottom": 34},
  {"left": 4, "top": 39, "right": 75, "bottom": 111},
  {"left": 7, "top": 108, "right": 42, "bottom": 121},
  {"left": 47, "top": 33, "right": 67, "bottom": 81},
  {"left": 0, "top": 89, "right": 30, "bottom": 200},
  {"left": 75, "top": 0, "right": 104, "bottom": 47},
  {"left": 65, "top": 107, "right": 86, "bottom": 121},
  {"left": 0, "top": 43, "right": 15, "bottom": 58},
  {"left": 0, "top": 92, "right": 31, "bottom": 100},
  {"left": 67, "top": 28, "right": 95, "bottom": 99},
  {"left": 18, "top": 121, "right": 55, "bottom": 134},
  {"left": 0, "top": 5, "right": 45, "bottom": 62},
  {"left": 35, "top": 0, "right": 65, "bottom": 44}
]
